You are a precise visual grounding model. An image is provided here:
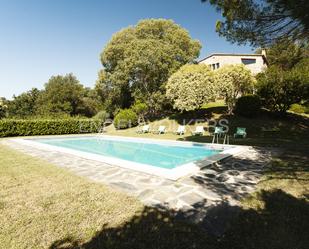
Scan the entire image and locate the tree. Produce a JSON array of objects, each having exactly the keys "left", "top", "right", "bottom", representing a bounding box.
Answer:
[
  {"left": 0, "top": 97, "right": 8, "bottom": 119},
  {"left": 215, "top": 64, "right": 255, "bottom": 113},
  {"left": 98, "top": 18, "right": 201, "bottom": 112},
  {"left": 166, "top": 64, "right": 216, "bottom": 111},
  {"left": 256, "top": 65, "right": 308, "bottom": 112},
  {"left": 256, "top": 39, "right": 309, "bottom": 70},
  {"left": 7, "top": 88, "right": 41, "bottom": 118},
  {"left": 38, "top": 74, "right": 85, "bottom": 117},
  {"left": 202, "top": 0, "right": 309, "bottom": 47}
]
